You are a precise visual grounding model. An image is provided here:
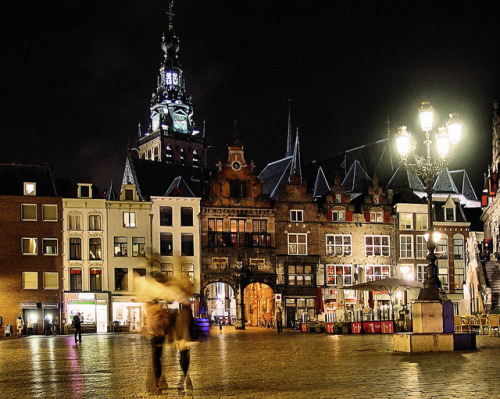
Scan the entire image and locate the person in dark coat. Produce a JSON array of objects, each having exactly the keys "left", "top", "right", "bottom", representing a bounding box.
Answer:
[
  {"left": 276, "top": 307, "right": 283, "bottom": 334},
  {"left": 146, "top": 301, "right": 170, "bottom": 393},
  {"left": 73, "top": 313, "right": 82, "bottom": 343}
]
